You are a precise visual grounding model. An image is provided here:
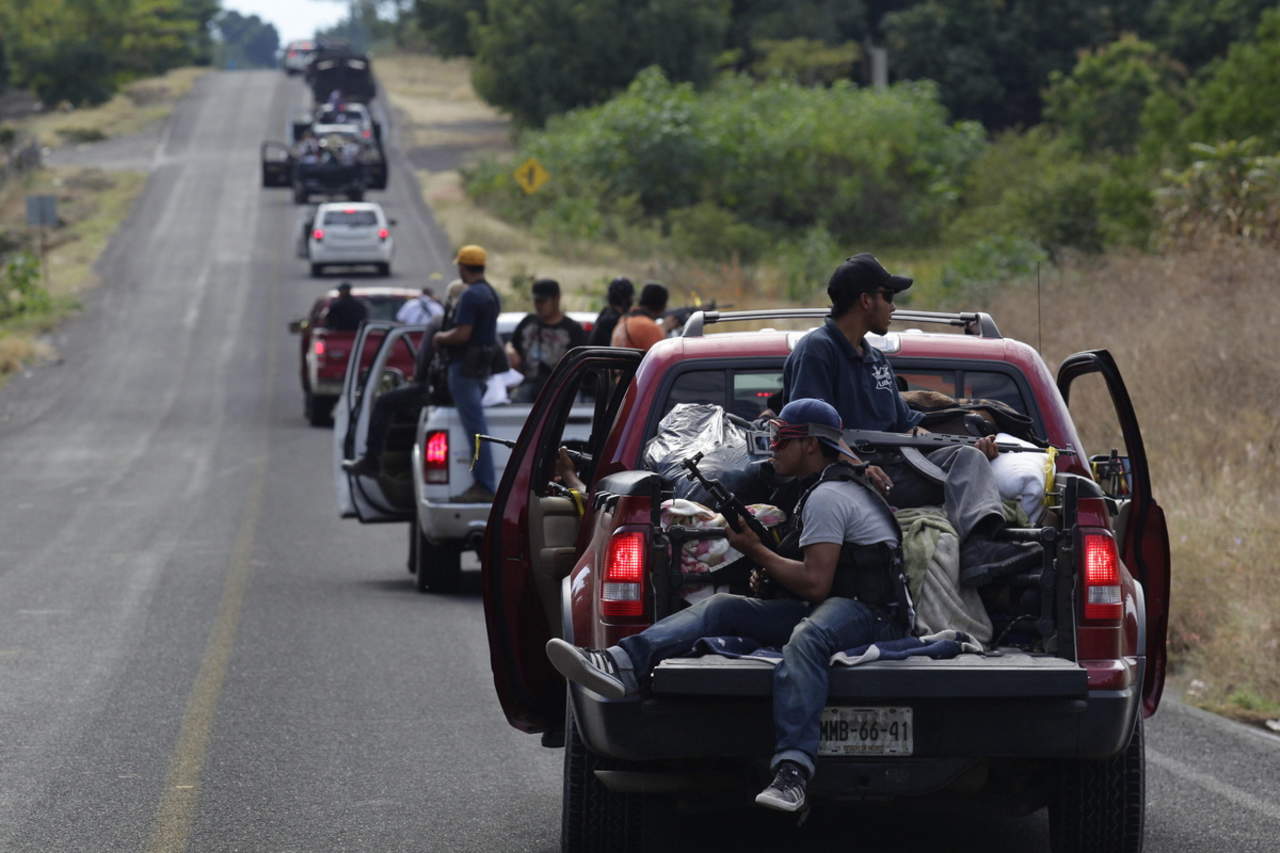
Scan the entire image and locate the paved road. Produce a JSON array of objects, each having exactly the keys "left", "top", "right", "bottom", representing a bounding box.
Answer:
[{"left": 2, "top": 70, "right": 1278, "bottom": 852}]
